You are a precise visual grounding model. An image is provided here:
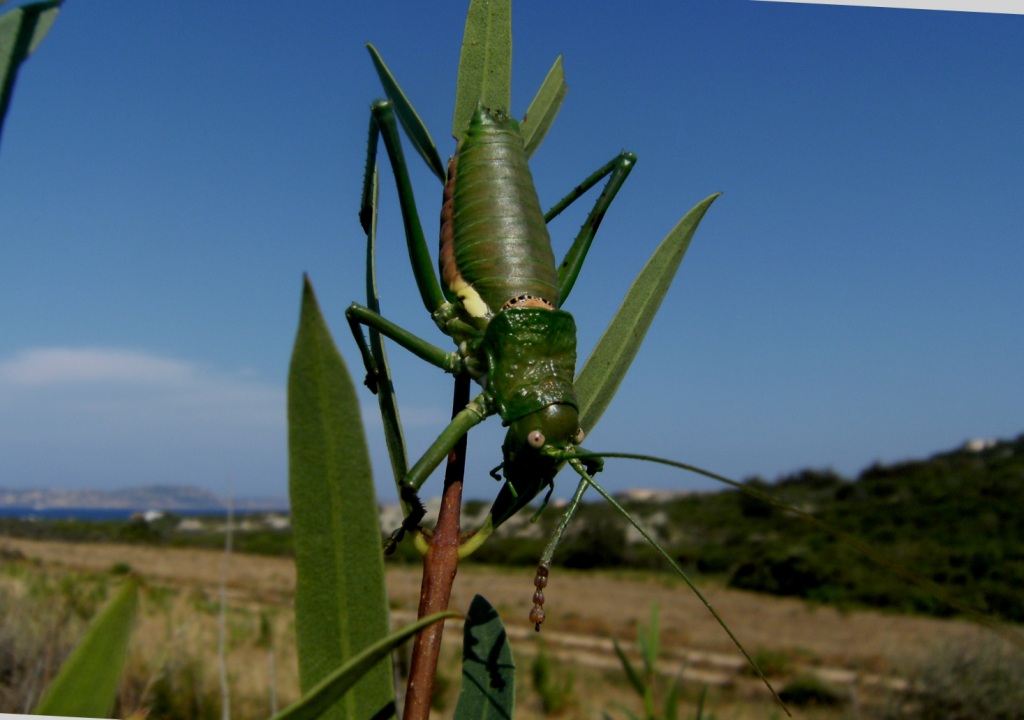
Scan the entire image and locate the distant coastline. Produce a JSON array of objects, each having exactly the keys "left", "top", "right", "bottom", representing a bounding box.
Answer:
[
  {"left": 0, "top": 485, "right": 288, "bottom": 517},
  {"left": 0, "top": 507, "right": 235, "bottom": 521}
]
